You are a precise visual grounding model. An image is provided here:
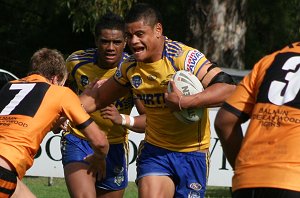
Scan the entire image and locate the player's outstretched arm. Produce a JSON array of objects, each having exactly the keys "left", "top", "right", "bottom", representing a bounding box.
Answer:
[
  {"left": 80, "top": 77, "right": 130, "bottom": 114},
  {"left": 214, "top": 107, "right": 243, "bottom": 169}
]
